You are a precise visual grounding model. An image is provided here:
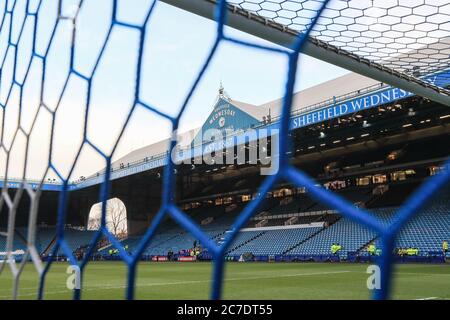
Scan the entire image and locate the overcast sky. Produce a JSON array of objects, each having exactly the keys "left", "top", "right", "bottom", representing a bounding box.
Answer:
[{"left": 0, "top": 0, "right": 349, "bottom": 182}]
